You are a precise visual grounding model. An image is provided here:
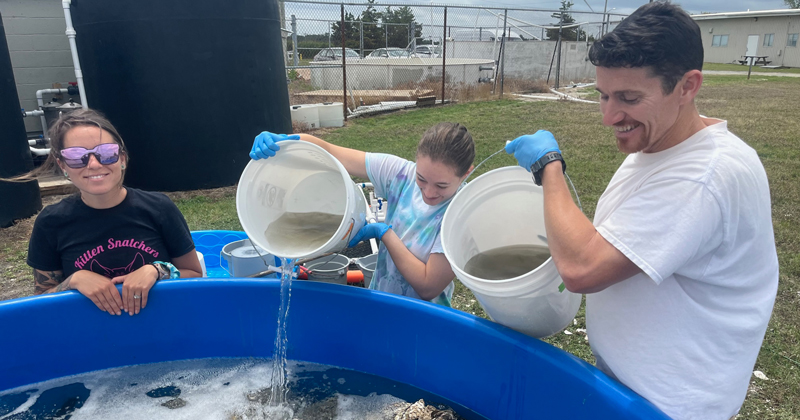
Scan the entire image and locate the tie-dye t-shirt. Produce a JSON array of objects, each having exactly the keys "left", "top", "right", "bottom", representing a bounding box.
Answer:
[{"left": 365, "top": 153, "right": 455, "bottom": 306}]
